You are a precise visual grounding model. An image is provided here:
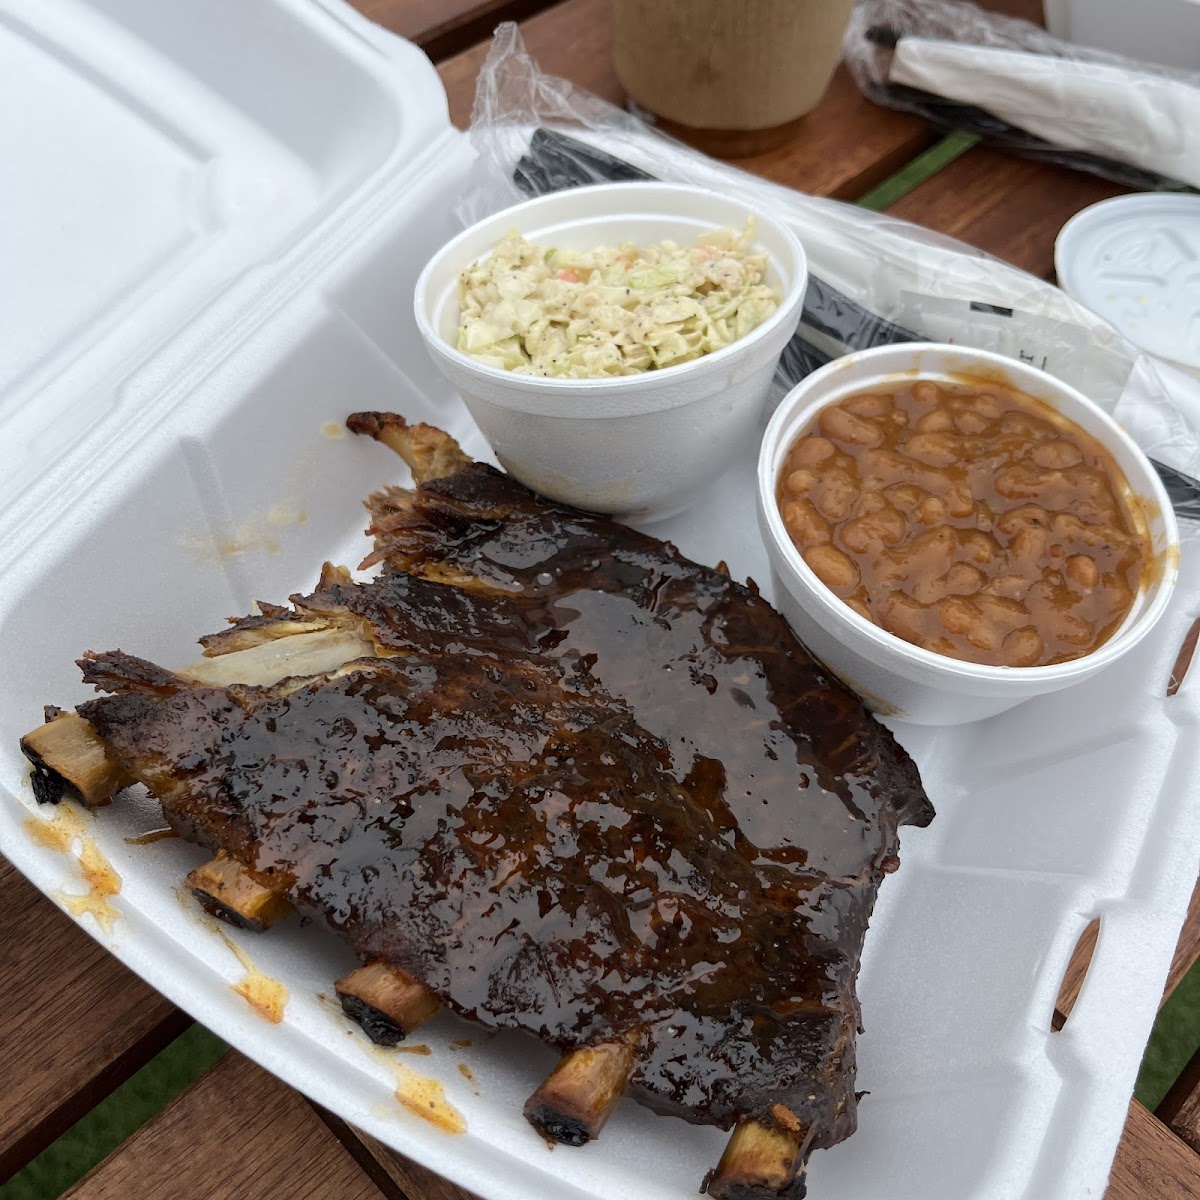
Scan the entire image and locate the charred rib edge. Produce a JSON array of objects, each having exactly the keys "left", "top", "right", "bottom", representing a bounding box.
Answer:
[
  {"left": 346, "top": 411, "right": 471, "bottom": 484},
  {"left": 186, "top": 852, "right": 294, "bottom": 931},
  {"left": 703, "top": 1111, "right": 809, "bottom": 1200},
  {"left": 335, "top": 962, "right": 441, "bottom": 1046},
  {"left": 523, "top": 1035, "right": 638, "bottom": 1146},
  {"left": 22, "top": 625, "right": 377, "bottom": 807},
  {"left": 20, "top": 713, "right": 132, "bottom": 806}
]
